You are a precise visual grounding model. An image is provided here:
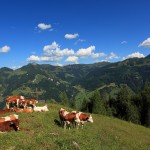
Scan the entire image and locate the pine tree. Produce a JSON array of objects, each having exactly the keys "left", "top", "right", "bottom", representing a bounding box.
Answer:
[
  {"left": 60, "top": 91, "right": 69, "bottom": 106},
  {"left": 81, "top": 98, "right": 88, "bottom": 112},
  {"left": 141, "top": 82, "right": 150, "bottom": 127},
  {"left": 116, "top": 86, "right": 132, "bottom": 120},
  {"left": 90, "top": 90, "right": 106, "bottom": 114}
]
